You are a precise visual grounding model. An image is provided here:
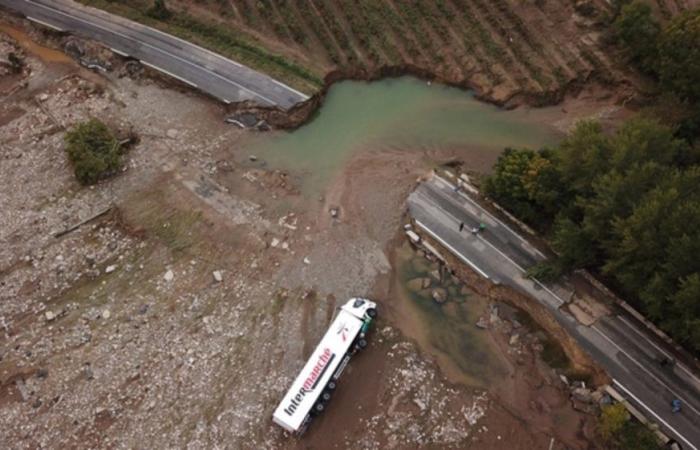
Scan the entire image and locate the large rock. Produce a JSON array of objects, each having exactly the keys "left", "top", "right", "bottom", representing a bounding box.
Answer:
[
  {"left": 431, "top": 288, "right": 447, "bottom": 304},
  {"left": 406, "top": 278, "right": 424, "bottom": 293}
]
